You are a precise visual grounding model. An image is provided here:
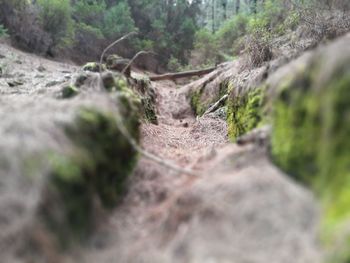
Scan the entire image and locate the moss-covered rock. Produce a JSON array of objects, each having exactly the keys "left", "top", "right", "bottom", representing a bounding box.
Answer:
[
  {"left": 41, "top": 103, "right": 140, "bottom": 244},
  {"left": 82, "top": 62, "right": 106, "bottom": 72},
  {"left": 190, "top": 88, "right": 206, "bottom": 116},
  {"left": 74, "top": 73, "right": 88, "bottom": 87},
  {"left": 102, "top": 72, "right": 129, "bottom": 92},
  {"left": 269, "top": 37, "right": 350, "bottom": 262},
  {"left": 134, "top": 77, "right": 158, "bottom": 124},
  {"left": 106, "top": 54, "right": 131, "bottom": 76},
  {"left": 226, "top": 86, "right": 265, "bottom": 141},
  {"left": 61, "top": 85, "right": 79, "bottom": 98}
]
